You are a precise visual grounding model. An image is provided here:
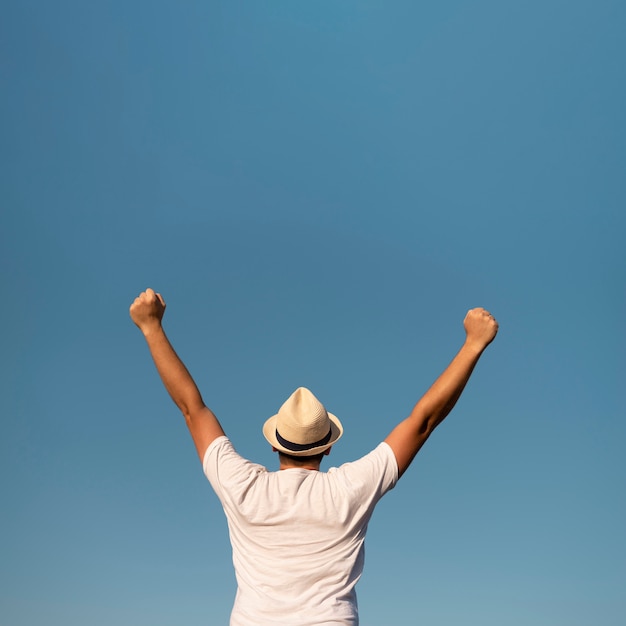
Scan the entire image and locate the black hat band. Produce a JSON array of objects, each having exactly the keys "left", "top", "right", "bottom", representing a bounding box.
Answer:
[{"left": 275, "top": 427, "right": 332, "bottom": 452}]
